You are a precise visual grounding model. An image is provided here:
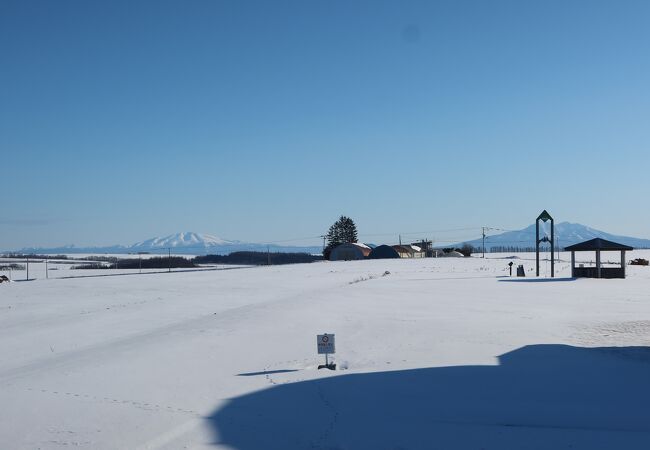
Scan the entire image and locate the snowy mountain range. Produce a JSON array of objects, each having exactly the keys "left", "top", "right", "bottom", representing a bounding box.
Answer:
[
  {"left": 11, "top": 232, "right": 322, "bottom": 255},
  {"left": 461, "top": 222, "right": 650, "bottom": 250},
  {"left": 7, "top": 223, "right": 650, "bottom": 255}
]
